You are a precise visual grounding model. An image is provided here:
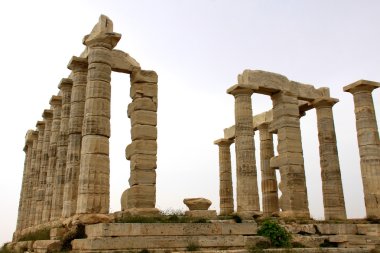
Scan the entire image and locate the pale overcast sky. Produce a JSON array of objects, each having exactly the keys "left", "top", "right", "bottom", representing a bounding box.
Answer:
[{"left": 0, "top": 0, "right": 379, "bottom": 245}]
